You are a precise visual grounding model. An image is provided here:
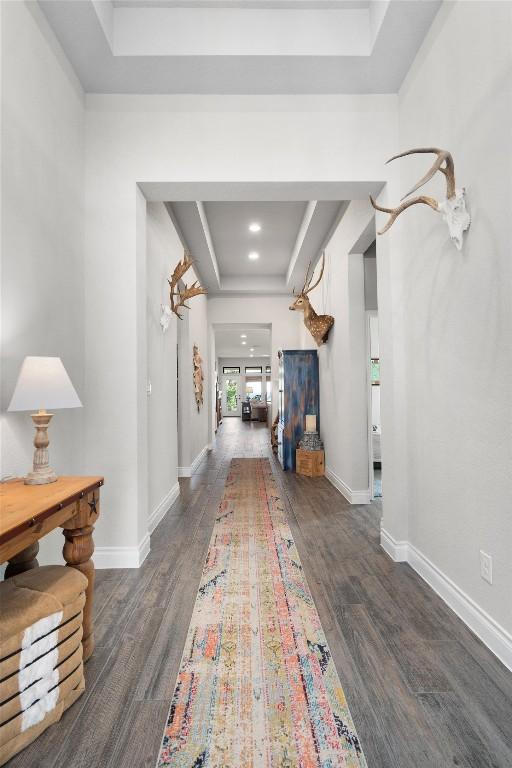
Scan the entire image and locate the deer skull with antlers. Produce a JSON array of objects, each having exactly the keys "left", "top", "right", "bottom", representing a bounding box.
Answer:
[
  {"left": 370, "top": 148, "right": 470, "bottom": 250},
  {"left": 161, "top": 250, "right": 207, "bottom": 328},
  {"left": 289, "top": 252, "right": 334, "bottom": 346}
]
